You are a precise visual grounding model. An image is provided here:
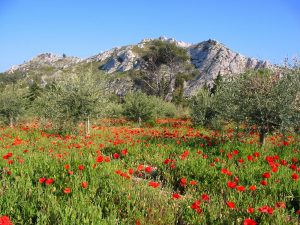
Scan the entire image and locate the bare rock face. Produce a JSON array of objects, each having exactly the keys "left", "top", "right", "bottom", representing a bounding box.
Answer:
[
  {"left": 183, "top": 40, "right": 270, "bottom": 96},
  {"left": 7, "top": 53, "right": 82, "bottom": 74},
  {"left": 85, "top": 46, "right": 140, "bottom": 73}
]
